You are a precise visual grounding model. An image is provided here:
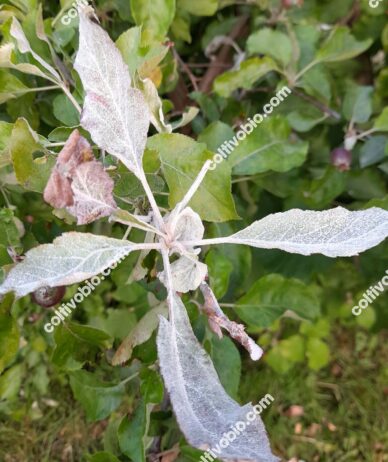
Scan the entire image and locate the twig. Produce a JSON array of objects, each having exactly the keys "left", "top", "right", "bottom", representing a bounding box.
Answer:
[
  {"left": 292, "top": 88, "right": 341, "bottom": 120},
  {"left": 173, "top": 49, "right": 199, "bottom": 92},
  {"left": 199, "top": 15, "right": 250, "bottom": 94}
]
